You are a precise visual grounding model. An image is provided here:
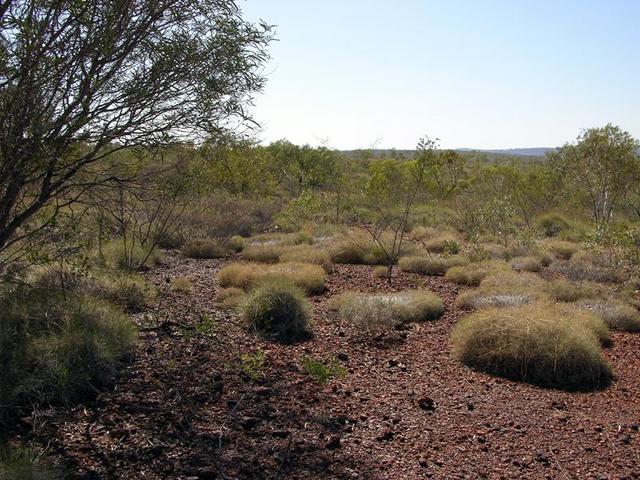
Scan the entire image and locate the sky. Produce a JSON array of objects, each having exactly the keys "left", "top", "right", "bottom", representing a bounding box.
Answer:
[{"left": 240, "top": 0, "right": 640, "bottom": 150}]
